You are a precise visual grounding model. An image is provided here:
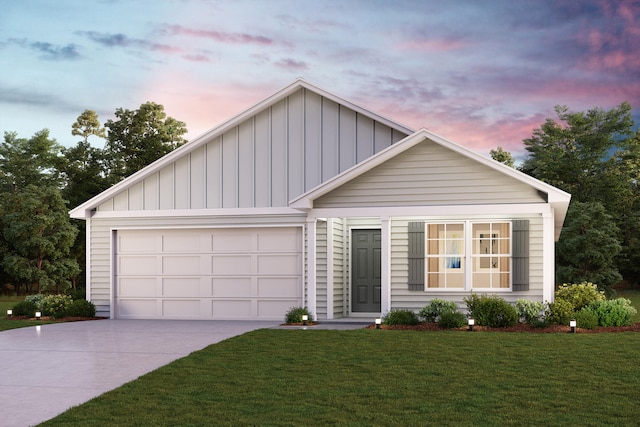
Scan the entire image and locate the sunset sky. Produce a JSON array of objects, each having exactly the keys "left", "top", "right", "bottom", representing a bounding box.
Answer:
[{"left": 1, "top": 0, "right": 638, "bottom": 159}]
